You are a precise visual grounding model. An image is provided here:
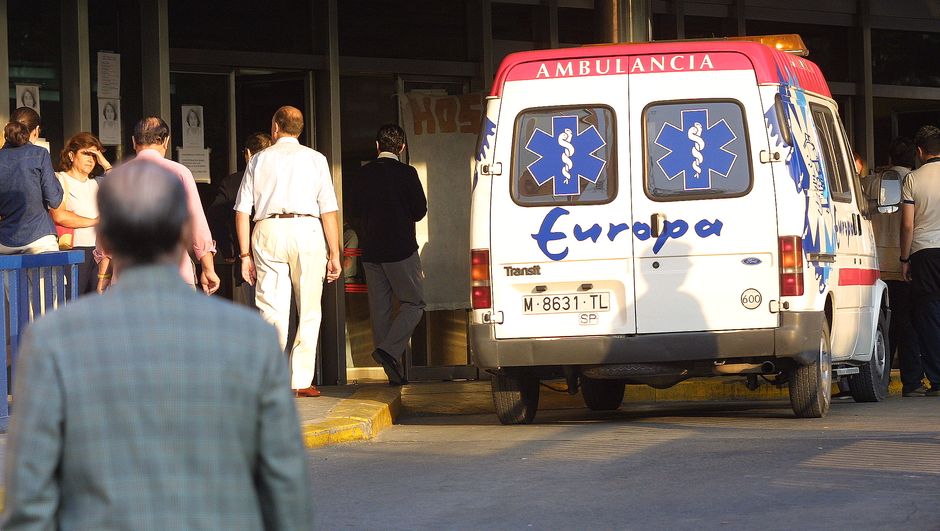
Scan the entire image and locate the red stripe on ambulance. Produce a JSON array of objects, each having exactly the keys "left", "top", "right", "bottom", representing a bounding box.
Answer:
[
  {"left": 838, "top": 268, "right": 880, "bottom": 286},
  {"left": 505, "top": 52, "right": 752, "bottom": 82}
]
